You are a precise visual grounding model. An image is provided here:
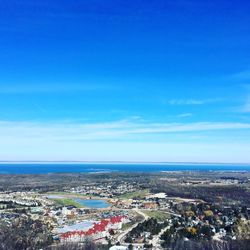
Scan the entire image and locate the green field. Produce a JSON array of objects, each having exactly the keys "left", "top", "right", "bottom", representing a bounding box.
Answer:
[
  {"left": 51, "top": 198, "right": 83, "bottom": 208},
  {"left": 143, "top": 210, "right": 170, "bottom": 221},
  {"left": 118, "top": 189, "right": 150, "bottom": 199},
  {"left": 45, "top": 191, "right": 98, "bottom": 198}
]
